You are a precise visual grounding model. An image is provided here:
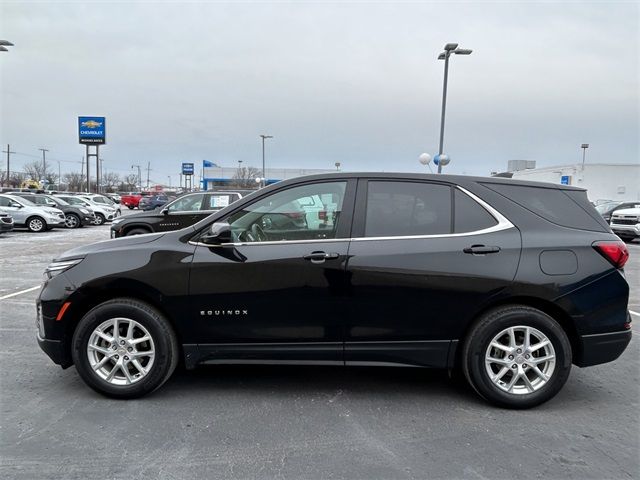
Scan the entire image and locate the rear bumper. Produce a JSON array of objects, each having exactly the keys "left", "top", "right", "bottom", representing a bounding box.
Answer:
[{"left": 575, "top": 328, "right": 632, "bottom": 367}]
